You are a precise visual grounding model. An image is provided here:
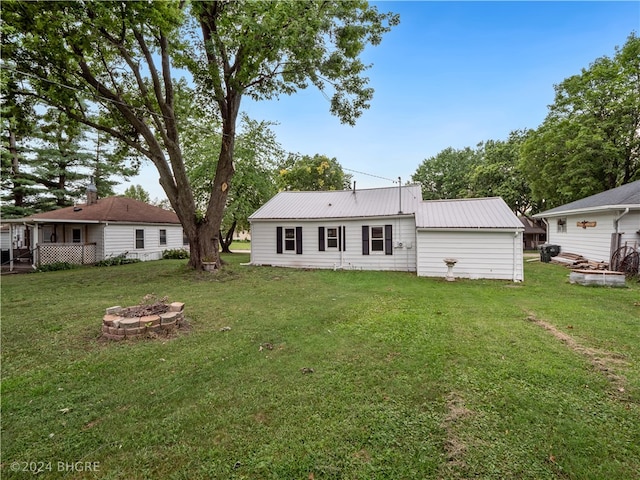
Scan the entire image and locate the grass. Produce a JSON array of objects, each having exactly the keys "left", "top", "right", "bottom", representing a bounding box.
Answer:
[{"left": 1, "top": 256, "right": 639, "bottom": 479}]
